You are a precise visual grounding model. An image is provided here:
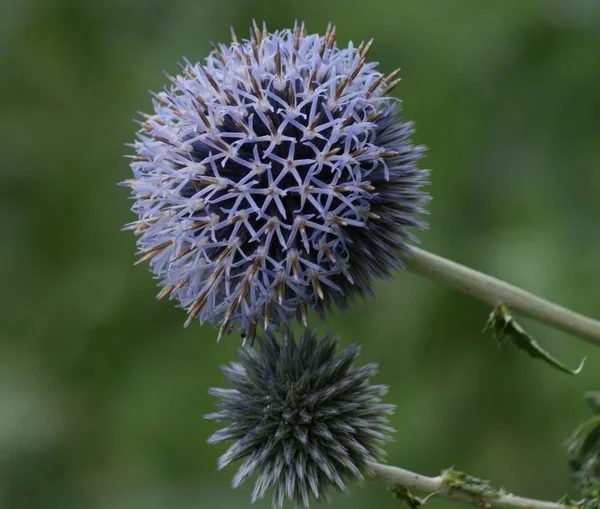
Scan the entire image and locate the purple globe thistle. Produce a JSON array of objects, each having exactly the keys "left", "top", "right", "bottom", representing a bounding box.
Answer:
[
  {"left": 206, "top": 328, "right": 394, "bottom": 508},
  {"left": 123, "top": 21, "right": 429, "bottom": 339}
]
